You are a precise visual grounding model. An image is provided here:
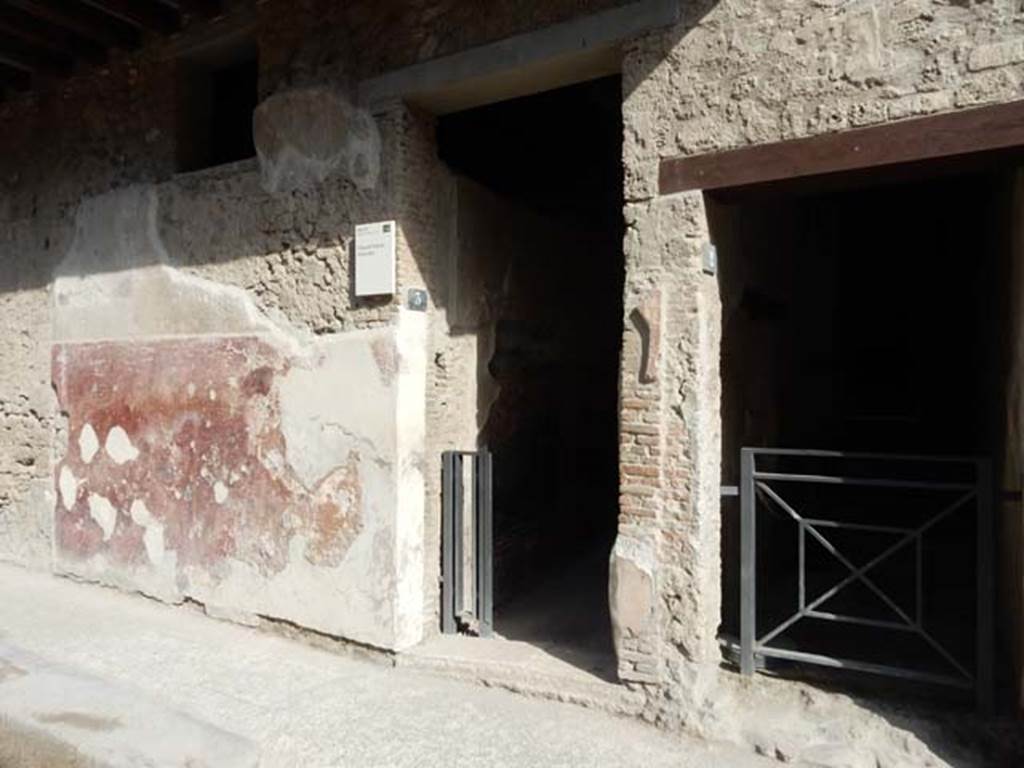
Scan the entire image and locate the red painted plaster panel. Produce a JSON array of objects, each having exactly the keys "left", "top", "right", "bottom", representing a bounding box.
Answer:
[{"left": 52, "top": 337, "right": 363, "bottom": 585}]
